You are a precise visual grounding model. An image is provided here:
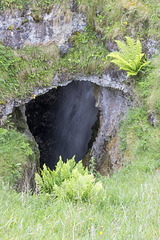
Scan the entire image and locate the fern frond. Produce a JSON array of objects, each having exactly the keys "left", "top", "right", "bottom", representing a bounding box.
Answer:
[
  {"left": 127, "top": 71, "right": 138, "bottom": 77},
  {"left": 108, "top": 52, "right": 134, "bottom": 70},
  {"left": 126, "top": 37, "right": 136, "bottom": 51},
  {"left": 126, "top": 37, "right": 138, "bottom": 61},
  {"left": 35, "top": 156, "right": 105, "bottom": 203},
  {"left": 108, "top": 52, "right": 131, "bottom": 66},
  {"left": 108, "top": 37, "right": 149, "bottom": 77},
  {"left": 137, "top": 60, "right": 150, "bottom": 72},
  {"left": 135, "top": 39, "right": 142, "bottom": 56},
  {"left": 134, "top": 53, "right": 144, "bottom": 70},
  {"left": 115, "top": 40, "right": 131, "bottom": 61}
]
